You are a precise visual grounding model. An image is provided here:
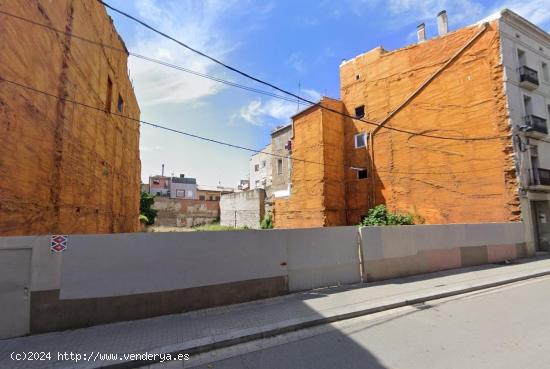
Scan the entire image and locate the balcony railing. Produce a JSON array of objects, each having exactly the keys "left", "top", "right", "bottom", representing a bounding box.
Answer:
[
  {"left": 531, "top": 168, "right": 550, "bottom": 187},
  {"left": 519, "top": 65, "right": 539, "bottom": 88},
  {"left": 524, "top": 114, "right": 548, "bottom": 135}
]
